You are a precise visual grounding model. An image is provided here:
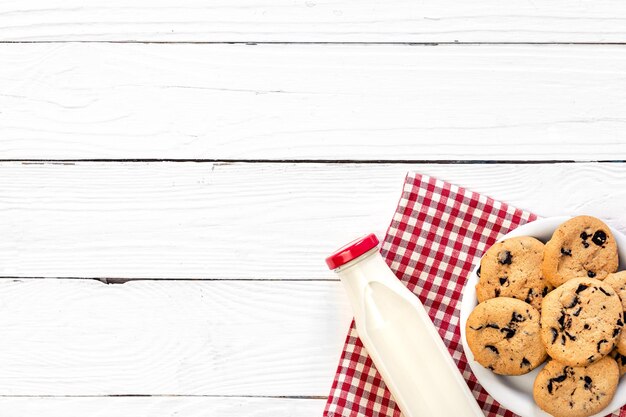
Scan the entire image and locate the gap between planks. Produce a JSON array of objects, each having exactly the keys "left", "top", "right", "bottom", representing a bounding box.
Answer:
[
  {"left": 5, "top": 159, "right": 626, "bottom": 164},
  {"left": 0, "top": 277, "right": 340, "bottom": 283},
  {"left": 0, "top": 394, "right": 327, "bottom": 399},
  {"left": 5, "top": 41, "right": 626, "bottom": 45},
  {"left": 0, "top": 395, "right": 326, "bottom": 416}
]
